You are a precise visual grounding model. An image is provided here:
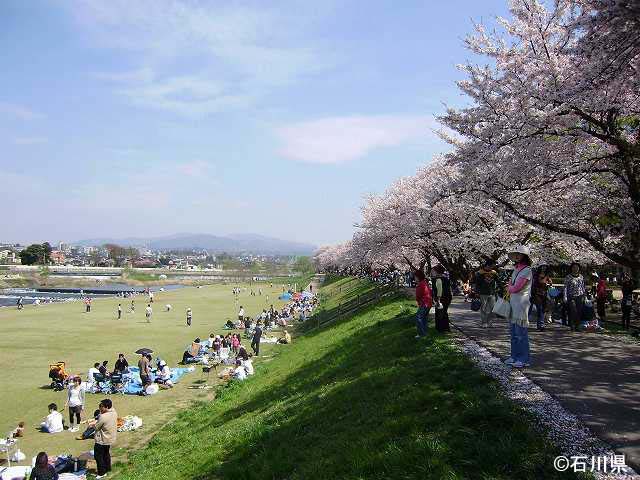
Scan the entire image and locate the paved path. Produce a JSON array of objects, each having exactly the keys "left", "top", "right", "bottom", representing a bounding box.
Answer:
[{"left": 449, "top": 300, "right": 640, "bottom": 471}]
